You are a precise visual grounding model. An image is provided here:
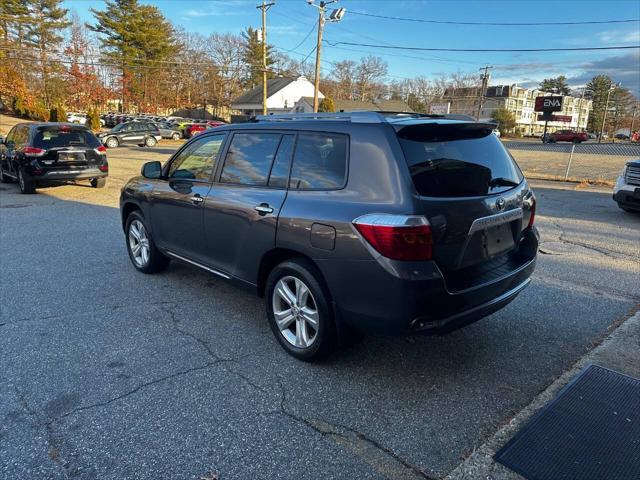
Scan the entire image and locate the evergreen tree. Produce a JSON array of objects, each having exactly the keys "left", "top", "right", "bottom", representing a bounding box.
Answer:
[
  {"left": 318, "top": 97, "right": 335, "bottom": 112},
  {"left": 586, "top": 75, "right": 613, "bottom": 133},
  {"left": 242, "top": 26, "right": 274, "bottom": 89},
  {"left": 88, "top": 0, "right": 176, "bottom": 111},
  {"left": 24, "top": 0, "right": 71, "bottom": 107},
  {"left": 491, "top": 107, "right": 516, "bottom": 135},
  {"left": 539, "top": 76, "right": 571, "bottom": 95}
]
